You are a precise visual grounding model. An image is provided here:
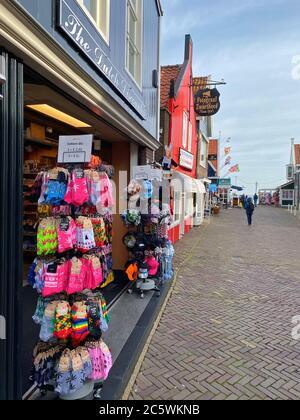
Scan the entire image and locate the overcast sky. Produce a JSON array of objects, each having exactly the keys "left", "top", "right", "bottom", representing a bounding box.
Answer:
[{"left": 160, "top": 0, "right": 300, "bottom": 194}]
